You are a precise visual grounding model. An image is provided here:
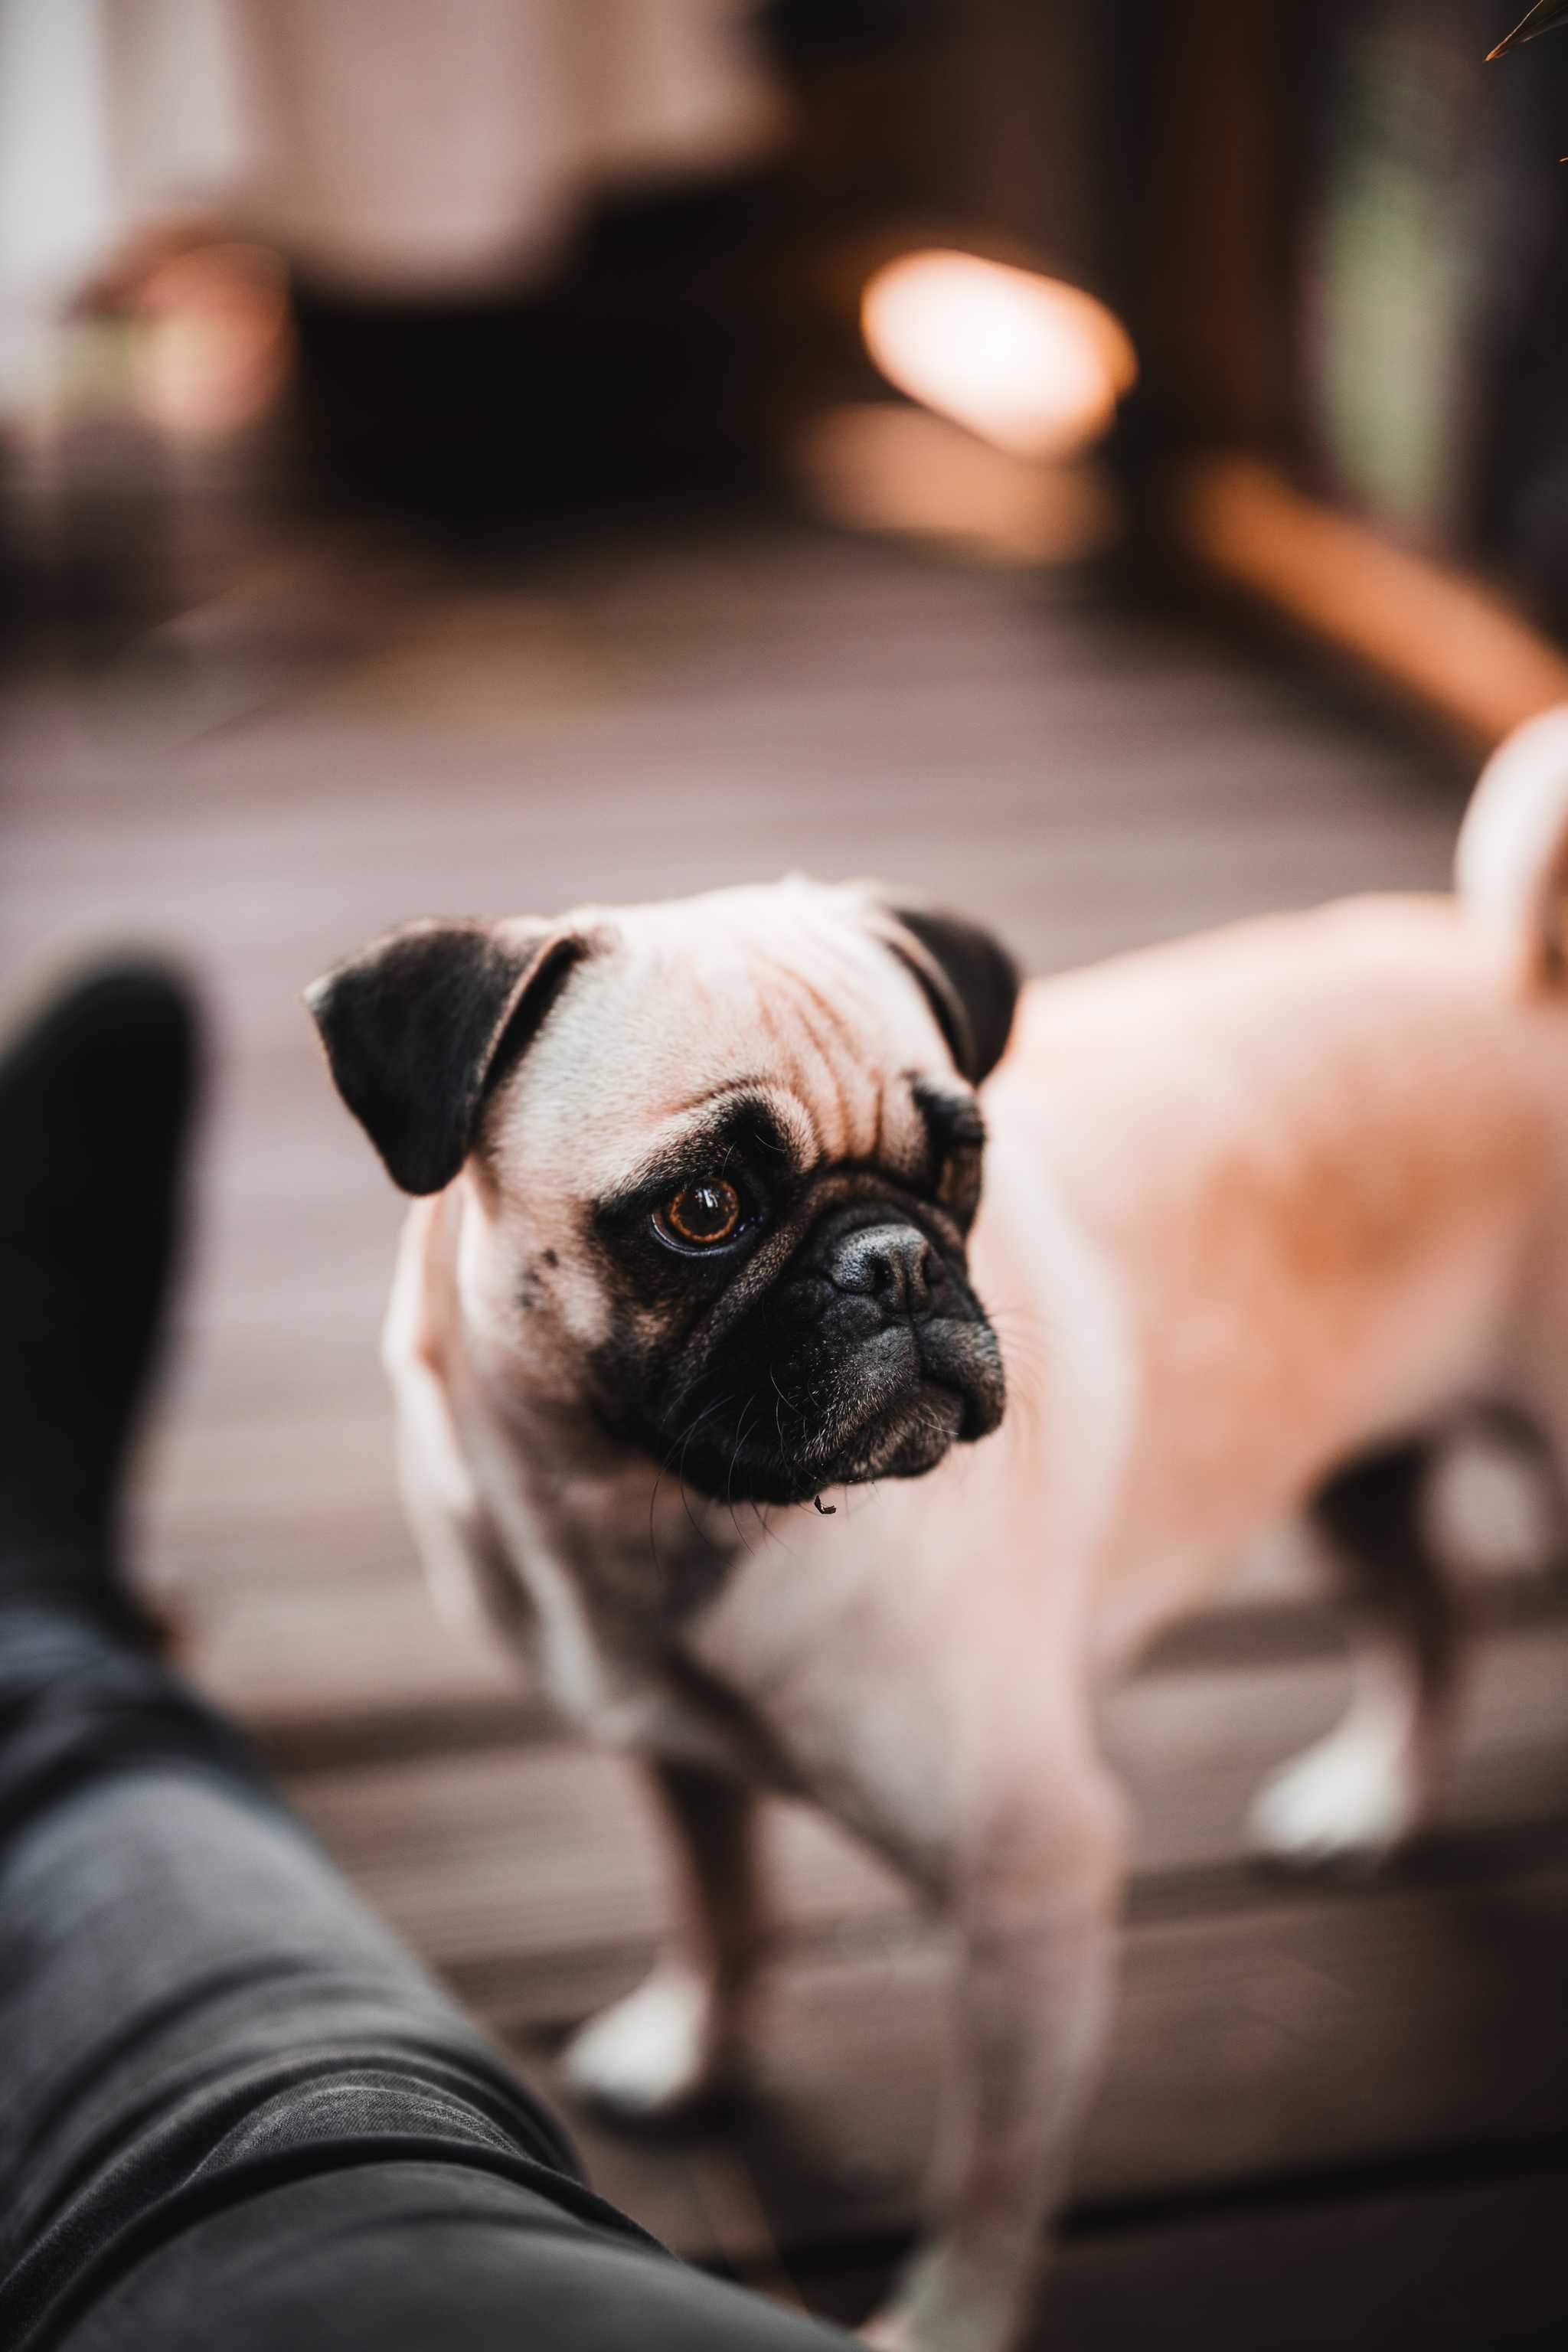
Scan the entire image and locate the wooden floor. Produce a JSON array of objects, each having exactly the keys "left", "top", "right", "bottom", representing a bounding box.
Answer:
[{"left": 5, "top": 521, "right": 1567, "bottom": 2346}]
